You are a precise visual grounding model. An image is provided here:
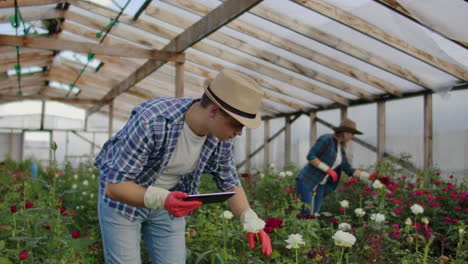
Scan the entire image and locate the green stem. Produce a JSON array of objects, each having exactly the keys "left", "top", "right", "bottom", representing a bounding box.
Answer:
[
  {"left": 295, "top": 248, "right": 298, "bottom": 264},
  {"left": 455, "top": 230, "right": 465, "bottom": 262},
  {"left": 422, "top": 236, "right": 433, "bottom": 264},
  {"left": 223, "top": 219, "right": 228, "bottom": 263},
  {"left": 337, "top": 247, "right": 345, "bottom": 264}
]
